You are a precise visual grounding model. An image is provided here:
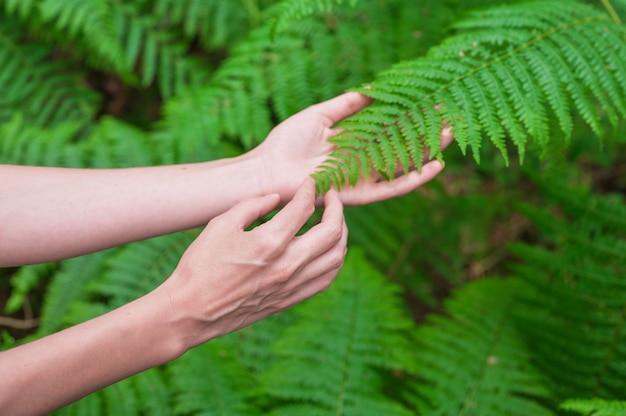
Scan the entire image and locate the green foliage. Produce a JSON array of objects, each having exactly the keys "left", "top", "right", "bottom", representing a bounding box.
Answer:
[
  {"left": 0, "top": 14, "right": 100, "bottom": 129},
  {"left": 269, "top": 0, "right": 360, "bottom": 34},
  {"left": 1, "top": 0, "right": 626, "bottom": 415},
  {"left": 561, "top": 398, "right": 626, "bottom": 416},
  {"left": 511, "top": 186, "right": 626, "bottom": 404},
  {"left": 169, "top": 341, "right": 257, "bottom": 416},
  {"left": 405, "top": 278, "right": 553, "bottom": 416},
  {"left": 57, "top": 368, "right": 172, "bottom": 416},
  {"left": 313, "top": 0, "right": 626, "bottom": 192}
]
